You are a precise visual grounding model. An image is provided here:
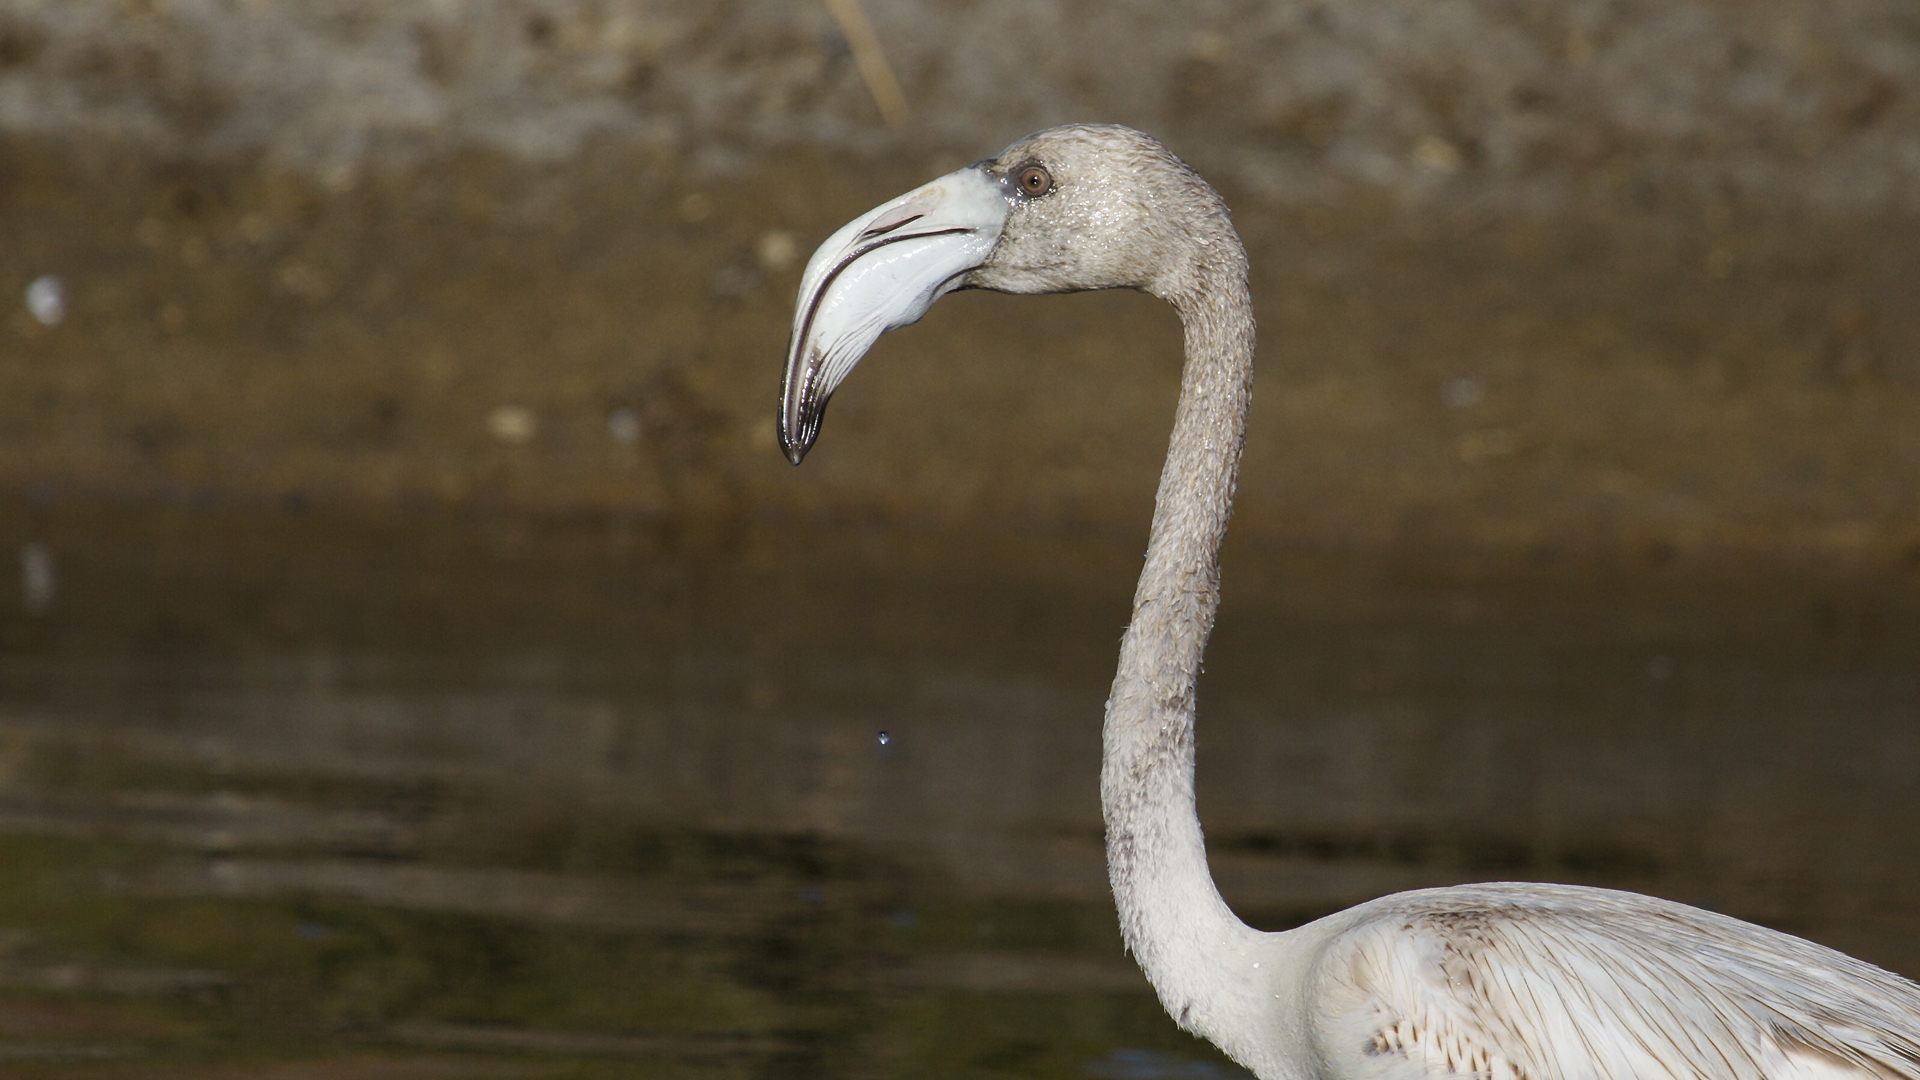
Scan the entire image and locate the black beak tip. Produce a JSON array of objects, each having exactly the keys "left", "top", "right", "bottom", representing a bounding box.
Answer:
[{"left": 778, "top": 396, "right": 828, "bottom": 466}]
